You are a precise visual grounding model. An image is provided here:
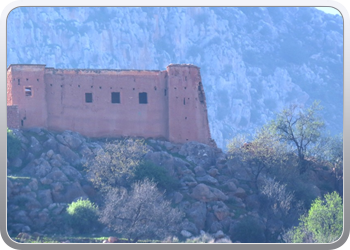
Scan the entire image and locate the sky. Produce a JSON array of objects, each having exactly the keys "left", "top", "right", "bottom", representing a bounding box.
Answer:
[{"left": 315, "top": 7, "right": 341, "bottom": 15}]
